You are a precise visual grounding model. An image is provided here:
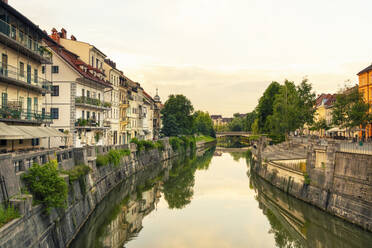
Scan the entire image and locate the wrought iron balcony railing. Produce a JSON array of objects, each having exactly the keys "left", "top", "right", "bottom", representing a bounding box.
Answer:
[
  {"left": 0, "top": 105, "right": 52, "bottom": 123},
  {"left": 0, "top": 64, "right": 52, "bottom": 91},
  {"left": 75, "top": 96, "right": 111, "bottom": 109},
  {"left": 0, "top": 19, "right": 52, "bottom": 63}
]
